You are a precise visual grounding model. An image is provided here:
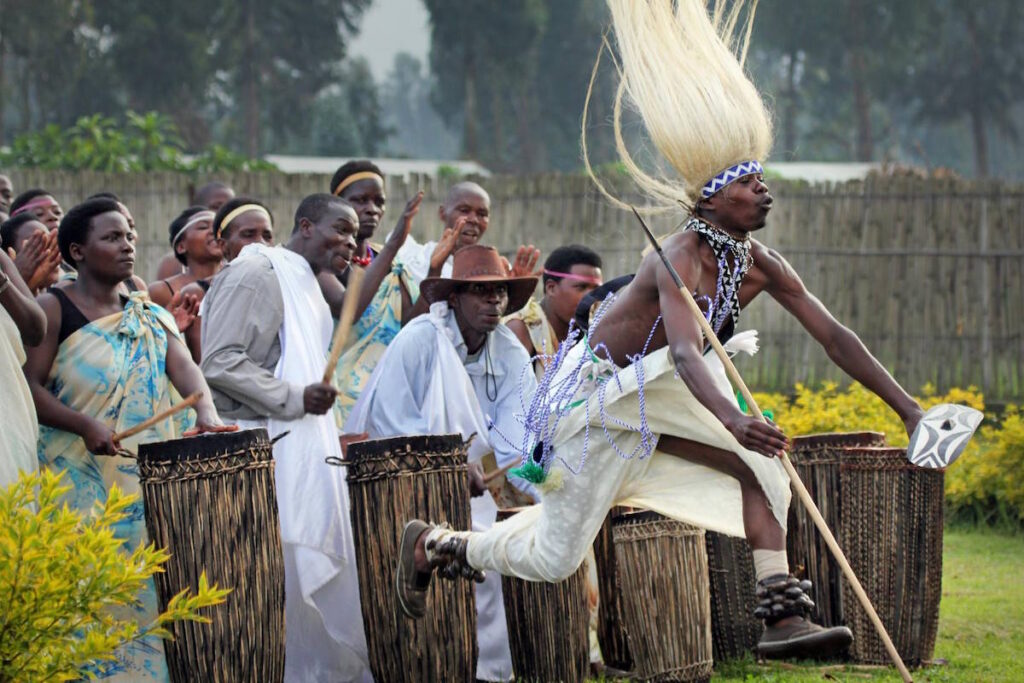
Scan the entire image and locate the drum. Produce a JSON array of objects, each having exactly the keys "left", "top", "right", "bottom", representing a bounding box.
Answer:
[
  {"left": 613, "top": 510, "right": 712, "bottom": 682},
  {"left": 496, "top": 508, "right": 590, "bottom": 683},
  {"left": 137, "top": 429, "right": 284, "bottom": 683},
  {"left": 787, "top": 431, "right": 886, "bottom": 627},
  {"left": 593, "top": 507, "right": 633, "bottom": 671},
  {"left": 840, "top": 447, "right": 943, "bottom": 666},
  {"left": 342, "top": 434, "right": 477, "bottom": 682},
  {"left": 704, "top": 531, "right": 760, "bottom": 662}
]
